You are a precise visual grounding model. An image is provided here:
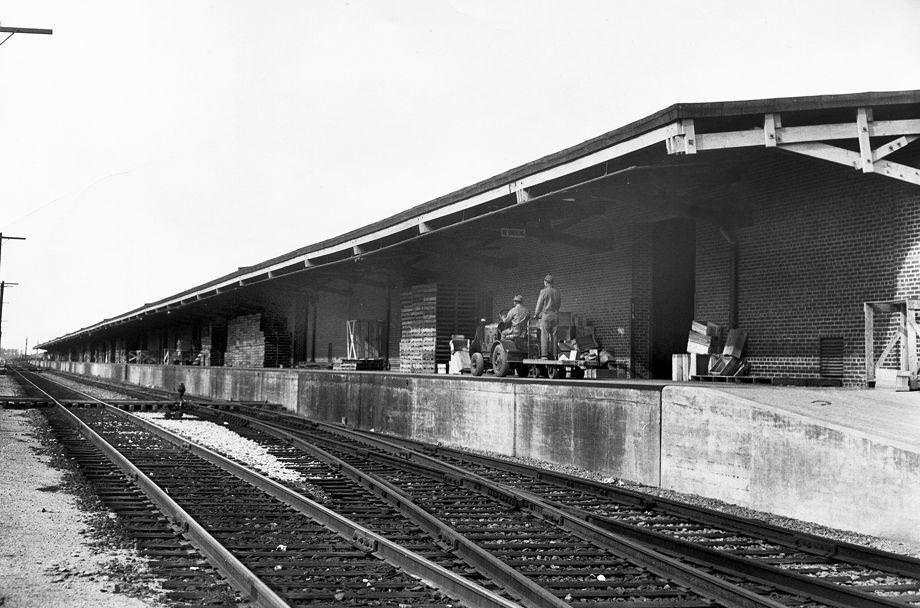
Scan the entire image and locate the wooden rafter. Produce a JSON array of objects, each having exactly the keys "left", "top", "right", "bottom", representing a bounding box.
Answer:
[{"left": 670, "top": 109, "right": 920, "bottom": 187}]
